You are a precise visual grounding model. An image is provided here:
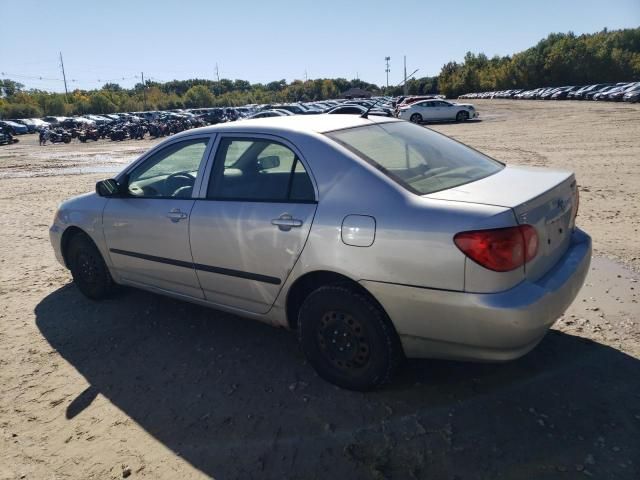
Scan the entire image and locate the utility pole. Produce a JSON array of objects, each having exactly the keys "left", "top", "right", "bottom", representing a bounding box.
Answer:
[
  {"left": 385, "top": 56, "right": 391, "bottom": 92},
  {"left": 59, "top": 52, "right": 69, "bottom": 101},
  {"left": 403, "top": 56, "right": 407, "bottom": 96},
  {"left": 141, "top": 72, "right": 147, "bottom": 110},
  {"left": 214, "top": 63, "right": 220, "bottom": 96}
]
